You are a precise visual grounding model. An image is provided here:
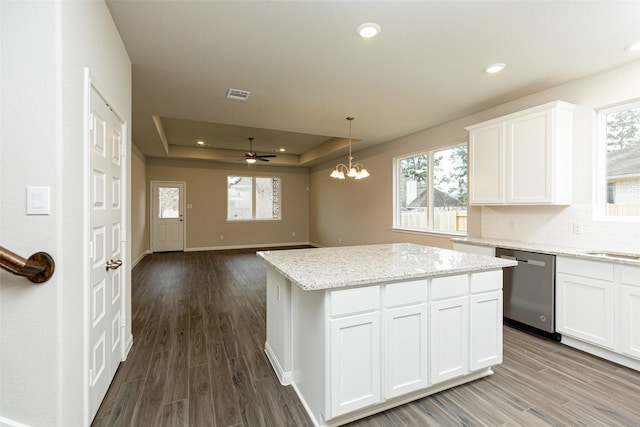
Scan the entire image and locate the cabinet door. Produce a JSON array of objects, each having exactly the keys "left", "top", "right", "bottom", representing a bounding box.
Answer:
[
  {"left": 556, "top": 273, "right": 615, "bottom": 349},
  {"left": 470, "top": 291, "right": 503, "bottom": 371},
  {"left": 506, "top": 110, "right": 551, "bottom": 203},
  {"left": 430, "top": 296, "right": 469, "bottom": 383},
  {"left": 330, "top": 312, "right": 381, "bottom": 417},
  {"left": 384, "top": 304, "right": 428, "bottom": 399},
  {"left": 621, "top": 284, "right": 640, "bottom": 359},
  {"left": 468, "top": 122, "right": 505, "bottom": 204}
]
